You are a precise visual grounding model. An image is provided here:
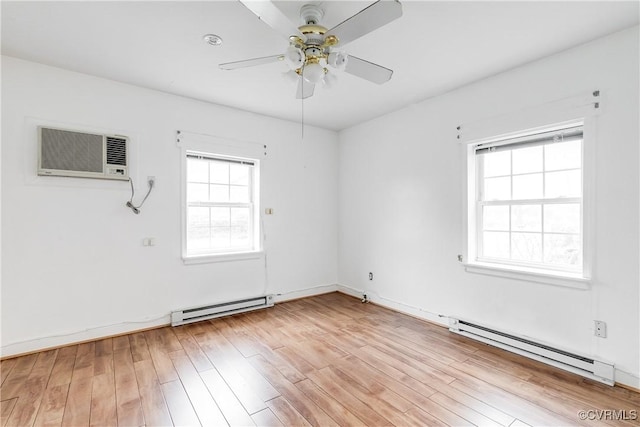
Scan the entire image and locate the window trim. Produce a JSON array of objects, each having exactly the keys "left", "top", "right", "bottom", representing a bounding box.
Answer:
[
  {"left": 181, "top": 150, "right": 262, "bottom": 264},
  {"left": 464, "top": 118, "right": 593, "bottom": 288}
]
